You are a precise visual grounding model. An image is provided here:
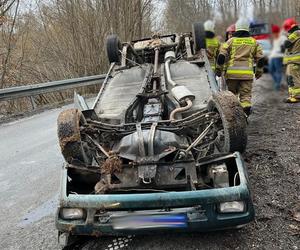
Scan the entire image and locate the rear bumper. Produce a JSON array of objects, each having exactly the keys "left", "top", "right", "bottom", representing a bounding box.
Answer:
[{"left": 56, "top": 152, "right": 255, "bottom": 235}]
